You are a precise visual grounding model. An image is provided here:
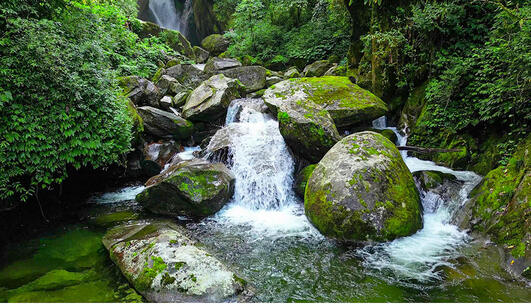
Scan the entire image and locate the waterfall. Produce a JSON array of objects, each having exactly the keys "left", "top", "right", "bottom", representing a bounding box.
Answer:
[
  {"left": 359, "top": 116, "right": 482, "bottom": 281},
  {"left": 210, "top": 99, "right": 318, "bottom": 237},
  {"left": 145, "top": 0, "right": 193, "bottom": 36}
]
